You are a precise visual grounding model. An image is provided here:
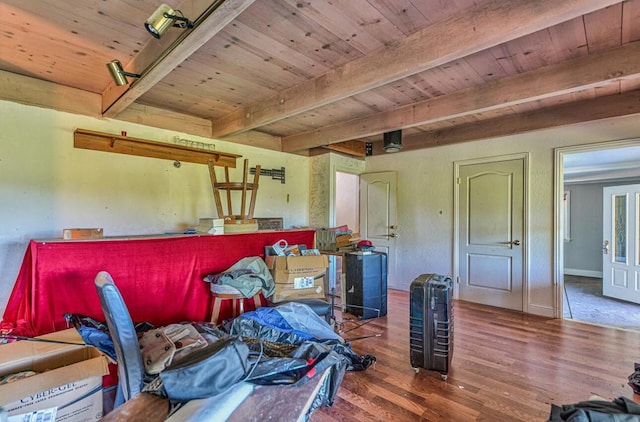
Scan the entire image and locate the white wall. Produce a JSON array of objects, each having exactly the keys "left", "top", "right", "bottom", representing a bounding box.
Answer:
[
  {"left": 4, "top": 99, "right": 640, "bottom": 319},
  {"left": 0, "top": 100, "right": 310, "bottom": 316},
  {"left": 365, "top": 116, "right": 640, "bottom": 316},
  {"left": 563, "top": 183, "right": 605, "bottom": 275}
]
